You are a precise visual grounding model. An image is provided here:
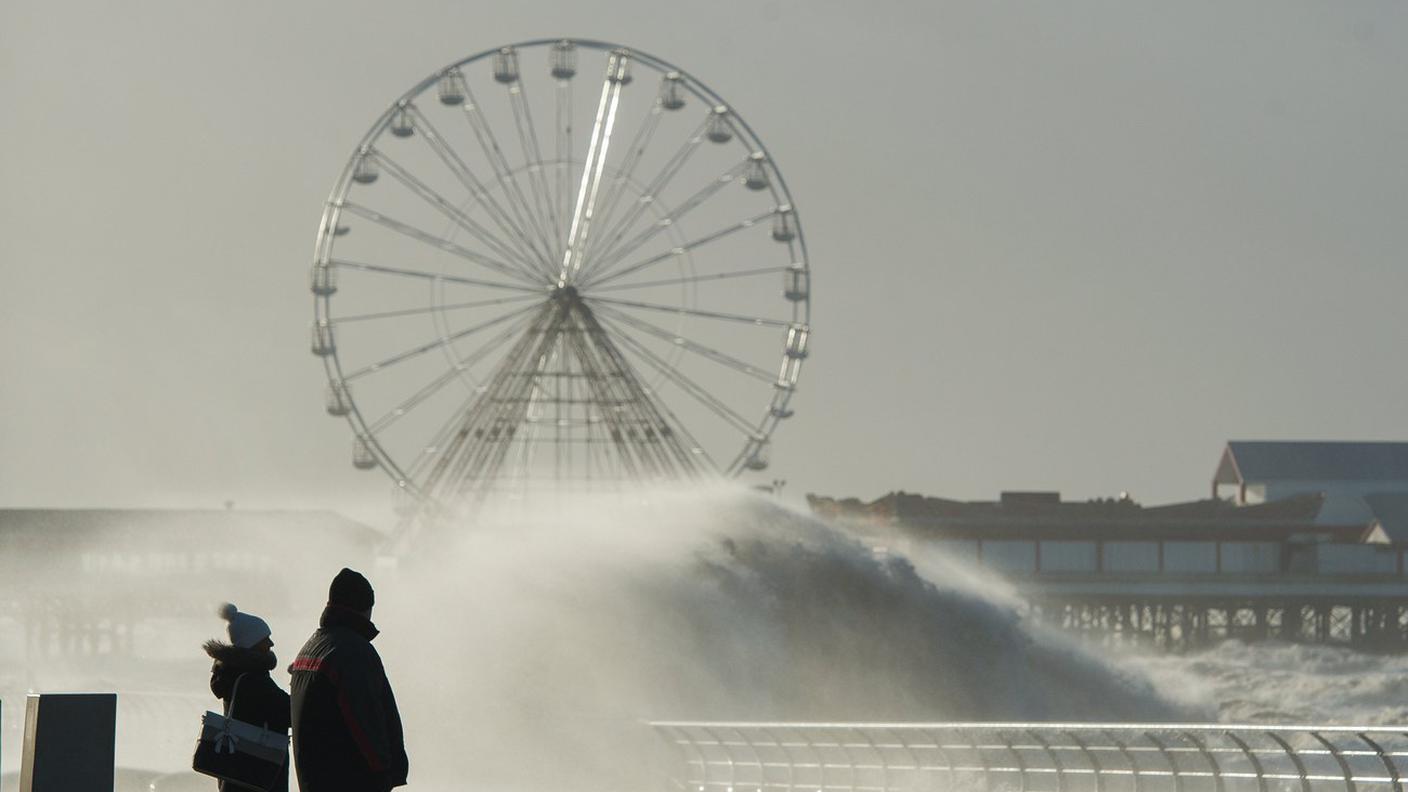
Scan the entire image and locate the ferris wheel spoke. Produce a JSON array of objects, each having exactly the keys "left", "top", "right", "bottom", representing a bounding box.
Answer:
[
  {"left": 554, "top": 81, "right": 573, "bottom": 264},
  {"left": 364, "top": 310, "right": 540, "bottom": 434},
  {"left": 336, "top": 202, "right": 544, "bottom": 286},
  {"left": 582, "top": 208, "right": 777, "bottom": 288},
  {"left": 587, "top": 264, "right": 790, "bottom": 293},
  {"left": 623, "top": 378, "right": 717, "bottom": 471},
  {"left": 369, "top": 150, "right": 544, "bottom": 279},
  {"left": 505, "top": 80, "right": 562, "bottom": 266},
  {"left": 367, "top": 370, "right": 467, "bottom": 434},
  {"left": 601, "top": 316, "right": 762, "bottom": 437},
  {"left": 591, "top": 304, "right": 776, "bottom": 383},
  {"left": 413, "top": 355, "right": 521, "bottom": 495},
  {"left": 405, "top": 404, "right": 471, "bottom": 481},
  {"left": 404, "top": 368, "right": 510, "bottom": 482},
  {"left": 328, "top": 259, "right": 542, "bottom": 293},
  {"left": 588, "top": 157, "right": 749, "bottom": 271},
  {"left": 577, "top": 102, "right": 668, "bottom": 267},
  {"left": 407, "top": 105, "right": 551, "bottom": 272},
  {"left": 559, "top": 50, "right": 631, "bottom": 287},
  {"left": 458, "top": 87, "right": 558, "bottom": 268},
  {"left": 332, "top": 293, "right": 543, "bottom": 324},
  {"left": 565, "top": 321, "right": 687, "bottom": 476},
  {"left": 586, "top": 116, "right": 709, "bottom": 274},
  {"left": 586, "top": 295, "right": 789, "bottom": 328},
  {"left": 341, "top": 302, "right": 545, "bottom": 381}
]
